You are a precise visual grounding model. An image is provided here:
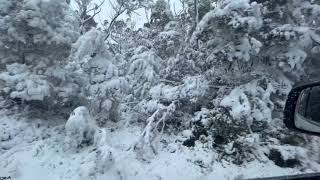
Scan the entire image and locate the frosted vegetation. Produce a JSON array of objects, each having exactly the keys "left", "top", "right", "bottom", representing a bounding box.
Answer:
[{"left": 1, "top": 0, "right": 320, "bottom": 179}]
